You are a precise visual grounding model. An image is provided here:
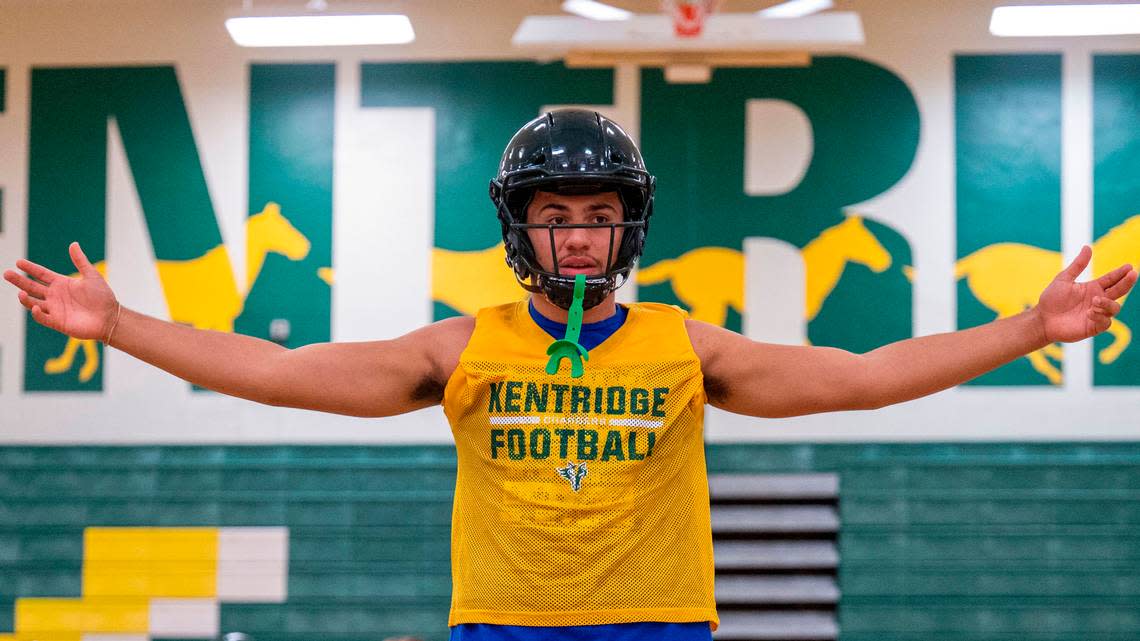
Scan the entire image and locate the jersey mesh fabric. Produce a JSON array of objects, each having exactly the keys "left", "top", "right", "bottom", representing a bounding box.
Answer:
[{"left": 443, "top": 301, "right": 717, "bottom": 628}]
